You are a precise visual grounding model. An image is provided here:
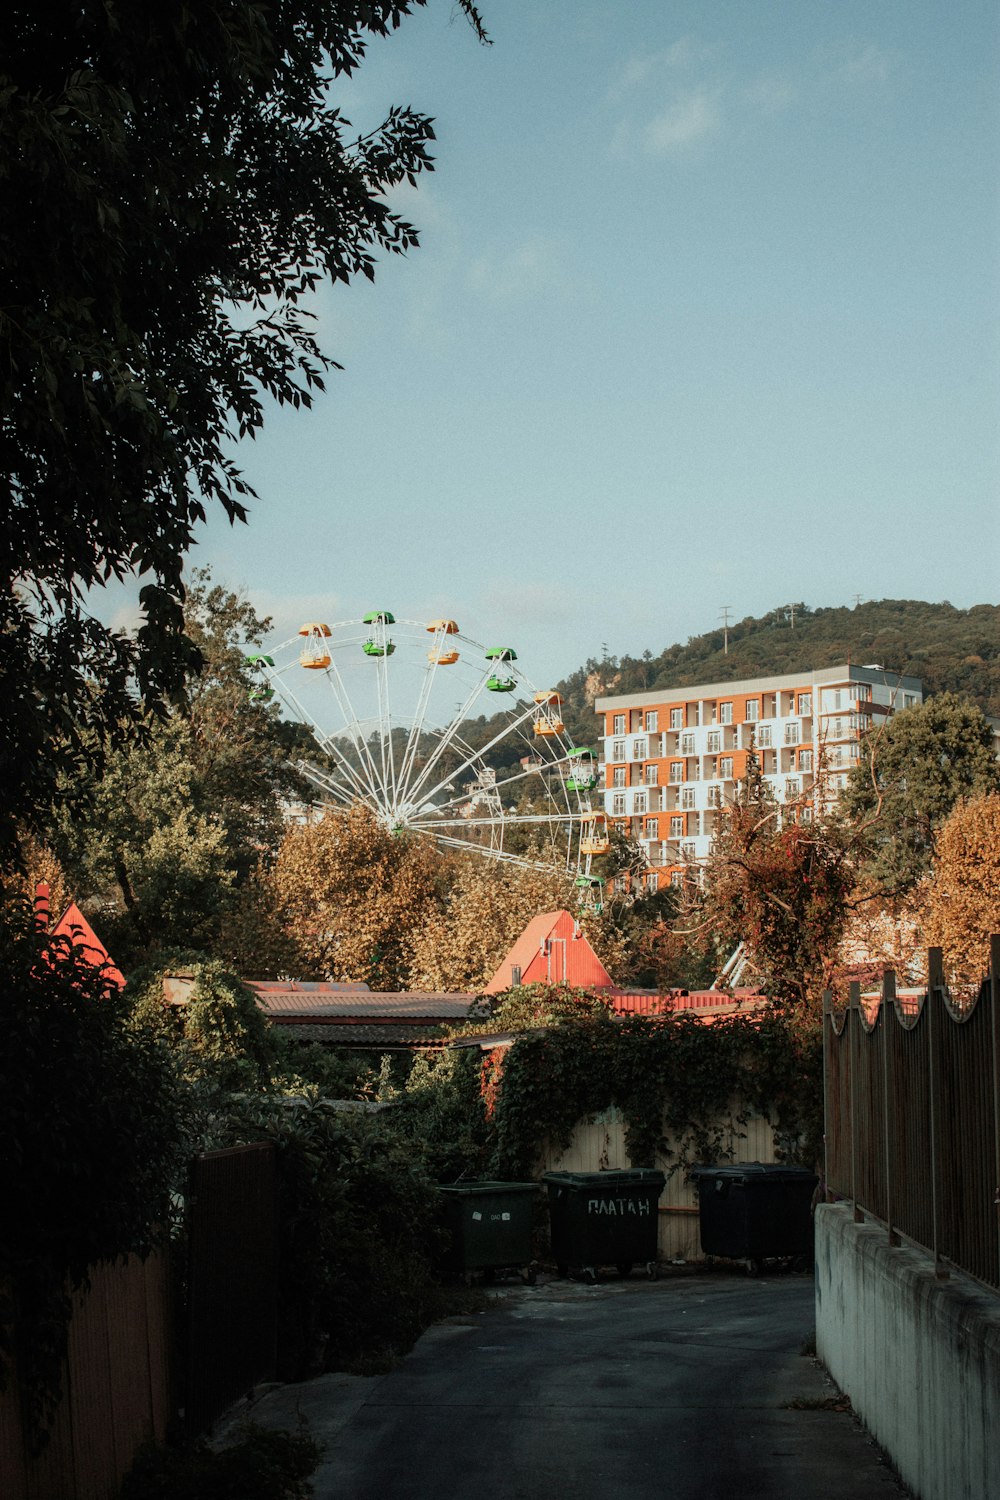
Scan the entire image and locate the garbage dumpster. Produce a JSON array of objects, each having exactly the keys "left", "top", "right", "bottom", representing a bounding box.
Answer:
[
  {"left": 543, "top": 1169, "right": 665, "bottom": 1282},
  {"left": 690, "top": 1163, "right": 817, "bottom": 1273},
  {"left": 439, "top": 1180, "right": 539, "bottom": 1284}
]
